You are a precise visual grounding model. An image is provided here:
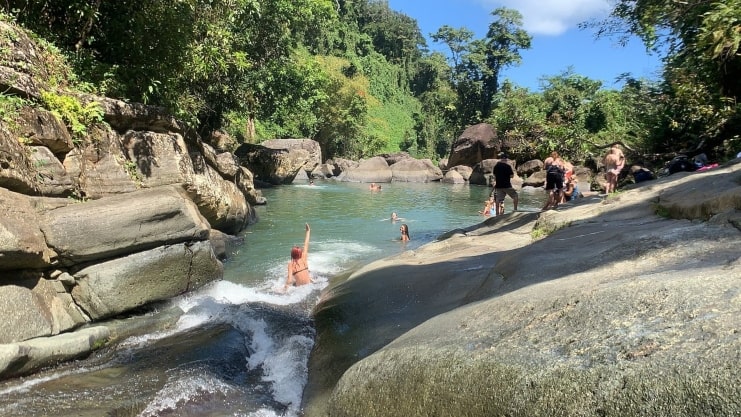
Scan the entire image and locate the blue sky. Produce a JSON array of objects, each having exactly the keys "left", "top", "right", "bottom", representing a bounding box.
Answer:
[{"left": 386, "top": 0, "right": 663, "bottom": 91}]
